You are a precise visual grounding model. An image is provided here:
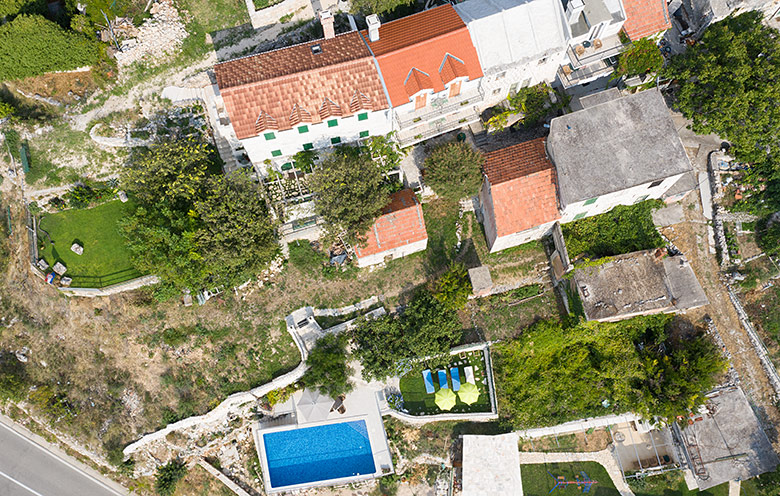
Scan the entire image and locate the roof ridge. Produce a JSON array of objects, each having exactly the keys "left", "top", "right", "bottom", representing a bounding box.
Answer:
[{"left": 214, "top": 30, "right": 362, "bottom": 69}]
